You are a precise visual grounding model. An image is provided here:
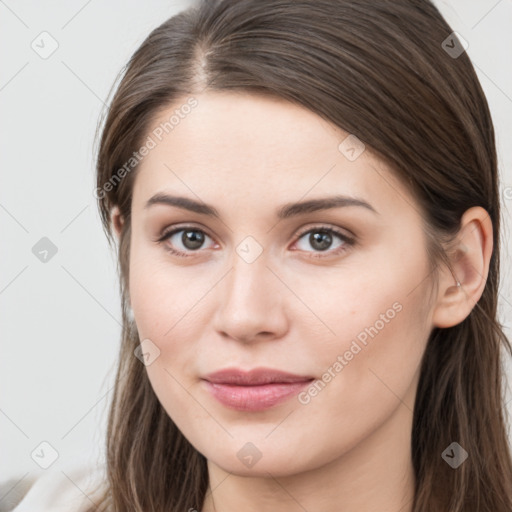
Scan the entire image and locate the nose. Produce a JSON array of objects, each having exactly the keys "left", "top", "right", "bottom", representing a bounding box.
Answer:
[{"left": 212, "top": 254, "right": 289, "bottom": 344}]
